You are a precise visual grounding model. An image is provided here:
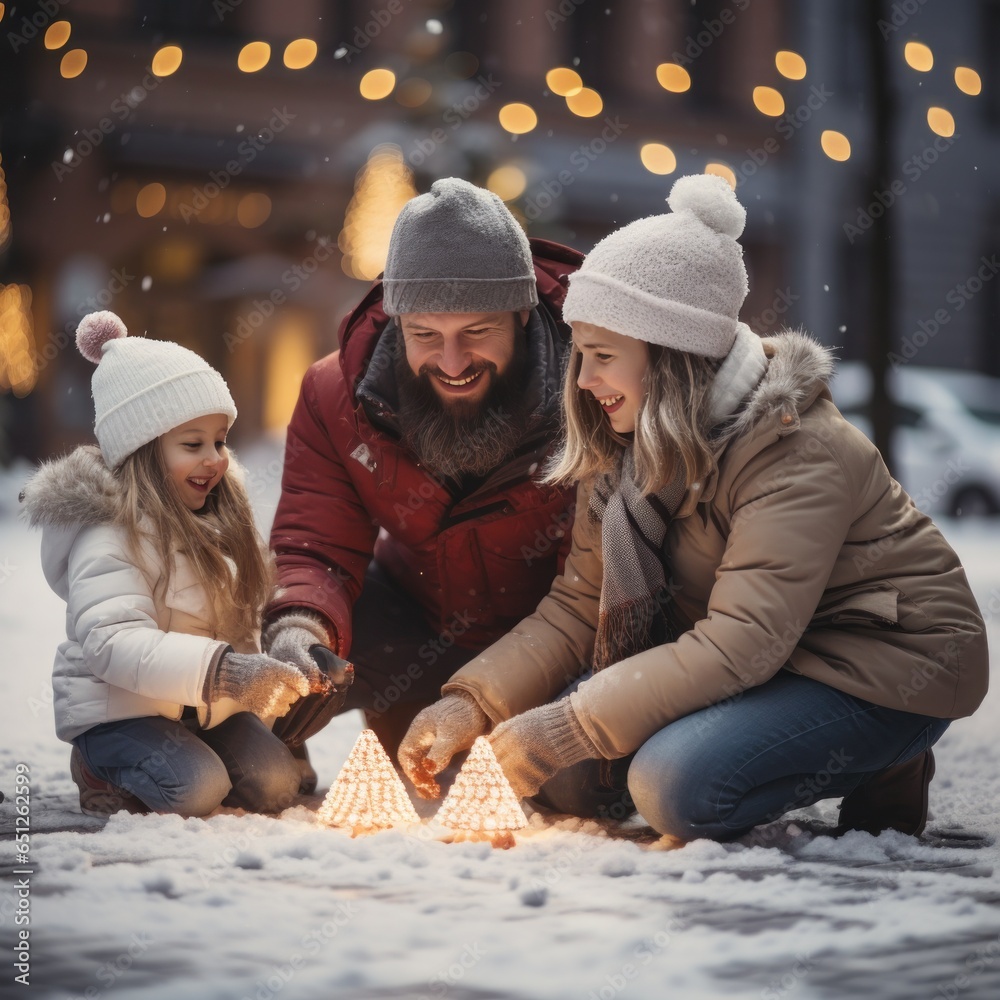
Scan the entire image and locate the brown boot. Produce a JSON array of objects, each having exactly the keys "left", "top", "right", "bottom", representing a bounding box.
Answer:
[
  {"left": 70, "top": 747, "right": 148, "bottom": 817},
  {"left": 836, "top": 749, "right": 935, "bottom": 837}
]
